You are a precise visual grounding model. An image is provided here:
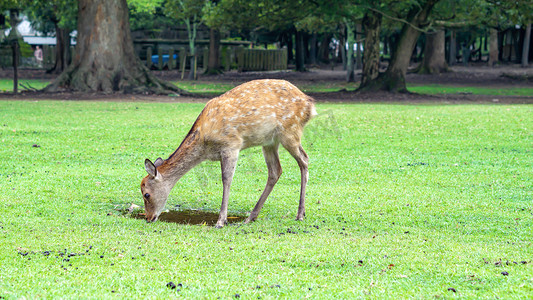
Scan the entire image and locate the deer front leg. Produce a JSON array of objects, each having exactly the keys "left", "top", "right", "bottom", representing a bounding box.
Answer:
[
  {"left": 245, "top": 144, "right": 282, "bottom": 224},
  {"left": 216, "top": 150, "right": 239, "bottom": 228}
]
